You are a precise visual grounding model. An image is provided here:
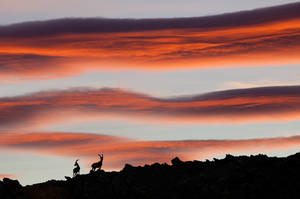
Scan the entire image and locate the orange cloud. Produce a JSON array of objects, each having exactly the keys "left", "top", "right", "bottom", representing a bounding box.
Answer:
[
  {"left": 0, "top": 132, "right": 299, "bottom": 170},
  {"left": 0, "top": 3, "right": 300, "bottom": 80},
  {"left": 0, "top": 174, "right": 17, "bottom": 179},
  {"left": 2, "top": 86, "right": 300, "bottom": 129},
  {"left": 0, "top": 132, "right": 128, "bottom": 148}
]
